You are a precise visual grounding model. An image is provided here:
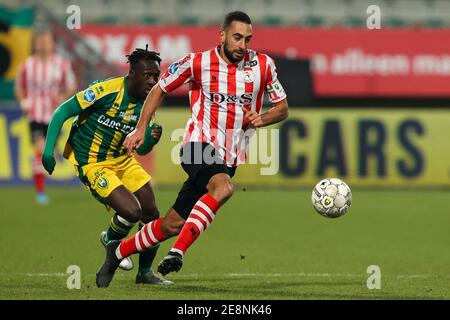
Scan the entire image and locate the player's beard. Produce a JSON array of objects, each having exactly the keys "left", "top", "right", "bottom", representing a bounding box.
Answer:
[{"left": 223, "top": 41, "right": 245, "bottom": 64}]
